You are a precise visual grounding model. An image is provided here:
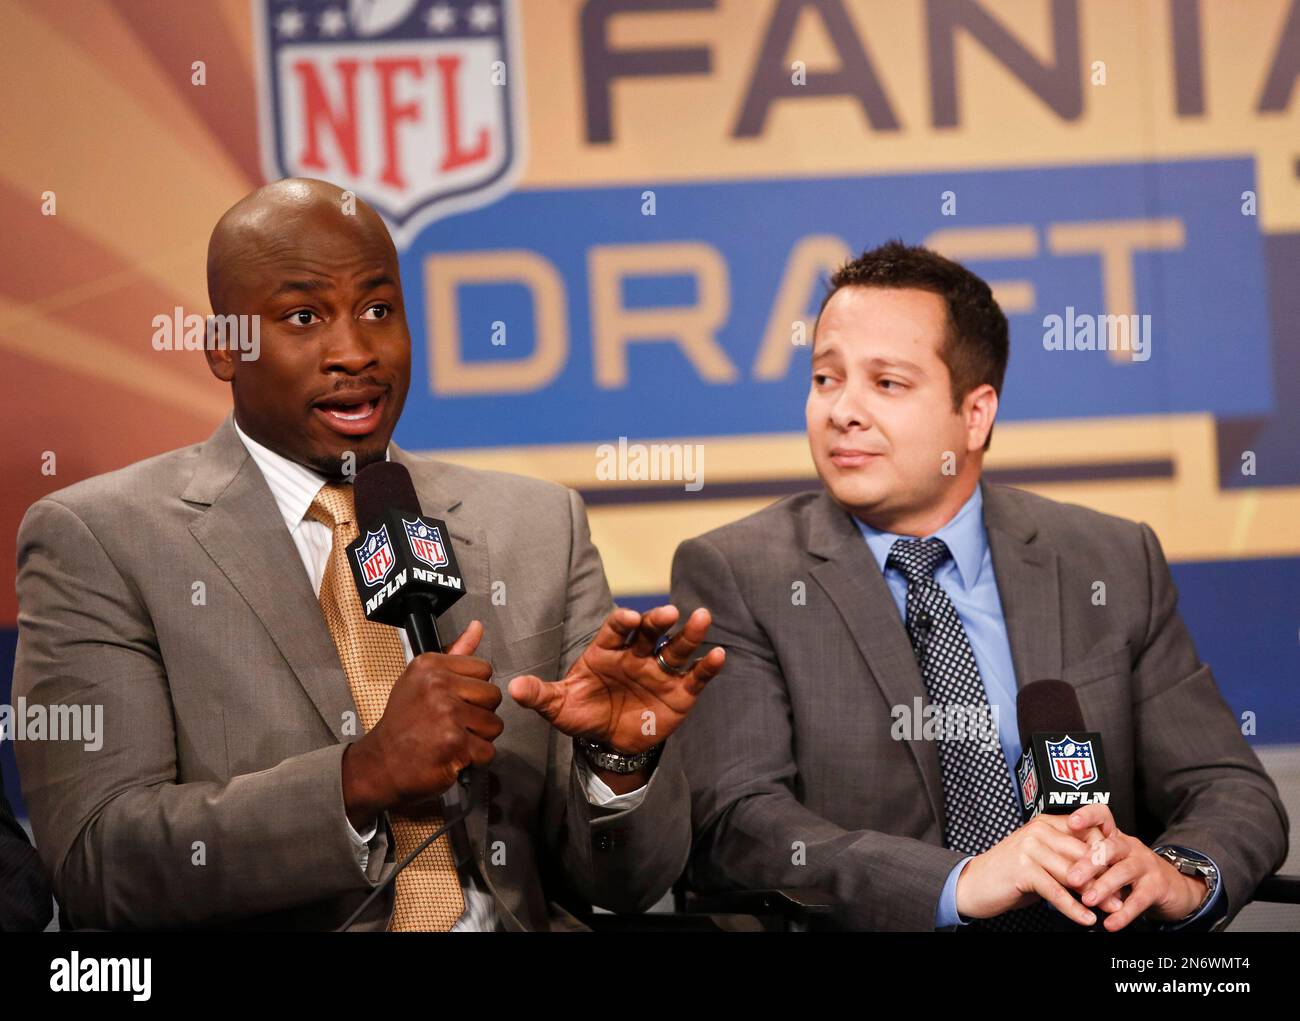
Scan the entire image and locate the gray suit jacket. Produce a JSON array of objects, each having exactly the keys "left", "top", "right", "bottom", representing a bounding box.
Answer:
[
  {"left": 670, "top": 481, "right": 1288, "bottom": 931},
  {"left": 12, "top": 413, "right": 689, "bottom": 930}
]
